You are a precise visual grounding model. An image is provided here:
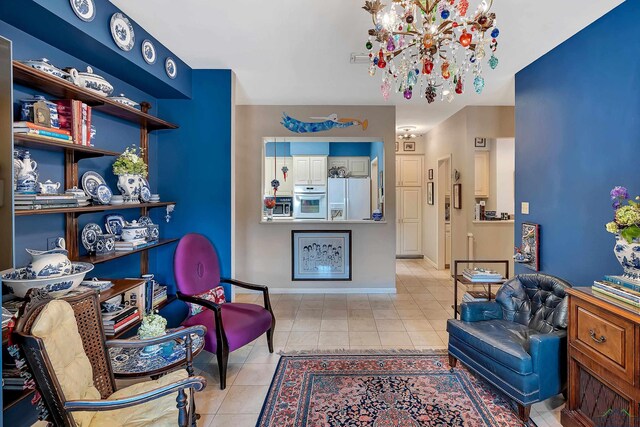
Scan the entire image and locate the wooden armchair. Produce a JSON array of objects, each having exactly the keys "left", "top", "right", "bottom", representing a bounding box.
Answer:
[{"left": 12, "top": 289, "right": 207, "bottom": 427}]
